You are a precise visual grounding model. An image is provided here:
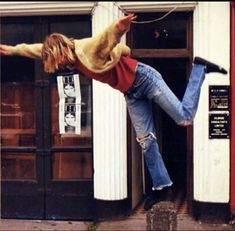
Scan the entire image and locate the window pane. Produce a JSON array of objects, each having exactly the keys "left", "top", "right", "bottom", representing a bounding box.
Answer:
[
  {"left": 53, "top": 152, "right": 93, "bottom": 179},
  {"left": 131, "top": 12, "right": 190, "bottom": 49},
  {"left": 0, "top": 22, "right": 36, "bottom": 147},
  {"left": 50, "top": 17, "right": 91, "bottom": 39},
  {"left": 51, "top": 74, "right": 92, "bottom": 147},
  {"left": 1, "top": 153, "right": 36, "bottom": 180}
]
